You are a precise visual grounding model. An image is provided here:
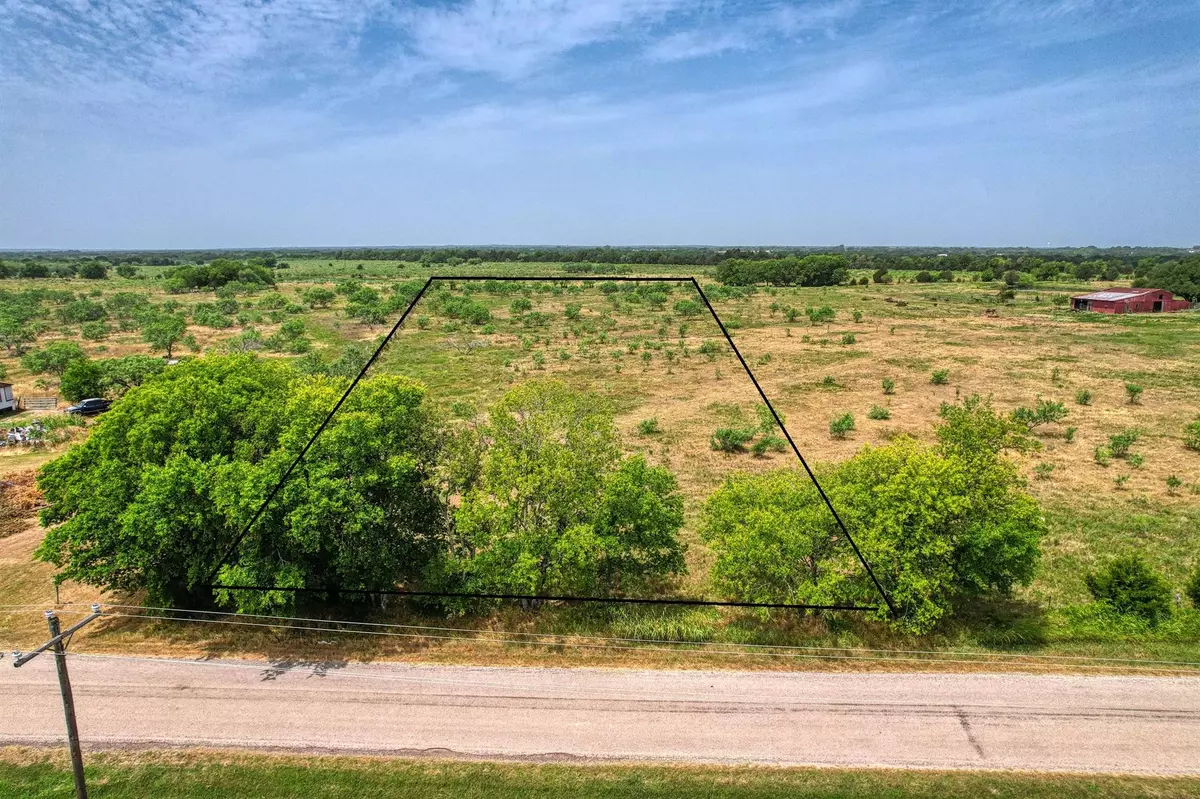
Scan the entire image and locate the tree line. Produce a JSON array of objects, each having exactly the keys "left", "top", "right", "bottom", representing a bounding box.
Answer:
[{"left": 35, "top": 357, "right": 1046, "bottom": 633}]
